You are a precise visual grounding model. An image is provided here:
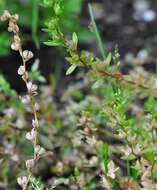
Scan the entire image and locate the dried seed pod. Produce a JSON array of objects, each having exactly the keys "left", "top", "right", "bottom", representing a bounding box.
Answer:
[
  {"left": 25, "top": 129, "right": 36, "bottom": 141},
  {"left": 0, "top": 10, "right": 11, "bottom": 21},
  {"left": 8, "top": 21, "right": 15, "bottom": 32},
  {"left": 34, "top": 103, "right": 40, "bottom": 111},
  {"left": 26, "top": 159, "right": 35, "bottom": 171},
  {"left": 18, "top": 65, "right": 25, "bottom": 75},
  {"left": 11, "top": 42, "right": 20, "bottom": 51},
  {"left": 14, "top": 35, "right": 21, "bottom": 43},
  {"left": 32, "top": 119, "right": 39, "bottom": 128},
  {"left": 35, "top": 145, "right": 45, "bottom": 156},
  {"left": 11, "top": 14, "right": 19, "bottom": 21},
  {"left": 26, "top": 82, "right": 38, "bottom": 94},
  {"left": 17, "top": 176, "right": 28, "bottom": 188},
  {"left": 23, "top": 50, "right": 34, "bottom": 61},
  {"left": 20, "top": 95, "right": 30, "bottom": 104},
  {"left": 13, "top": 24, "right": 19, "bottom": 33}
]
